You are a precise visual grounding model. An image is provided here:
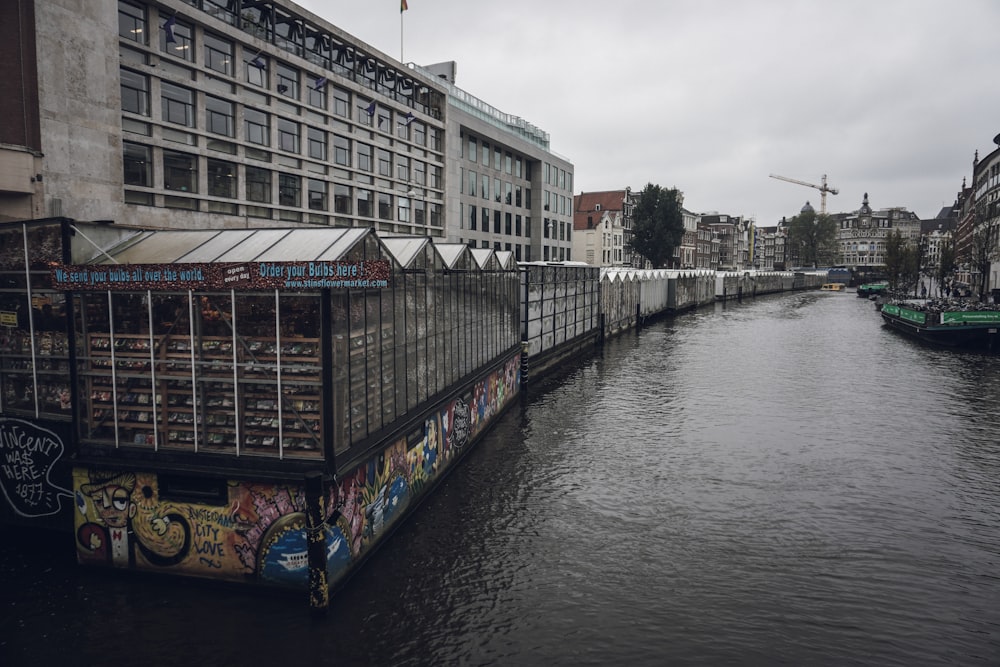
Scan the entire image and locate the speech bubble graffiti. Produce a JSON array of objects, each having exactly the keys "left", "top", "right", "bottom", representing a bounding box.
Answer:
[{"left": 0, "top": 418, "right": 72, "bottom": 518}]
